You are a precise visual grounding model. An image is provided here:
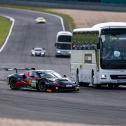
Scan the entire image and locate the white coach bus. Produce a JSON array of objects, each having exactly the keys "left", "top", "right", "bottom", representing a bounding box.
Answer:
[
  {"left": 71, "top": 22, "right": 126, "bottom": 88},
  {"left": 55, "top": 31, "right": 72, "bottom": 57}
]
